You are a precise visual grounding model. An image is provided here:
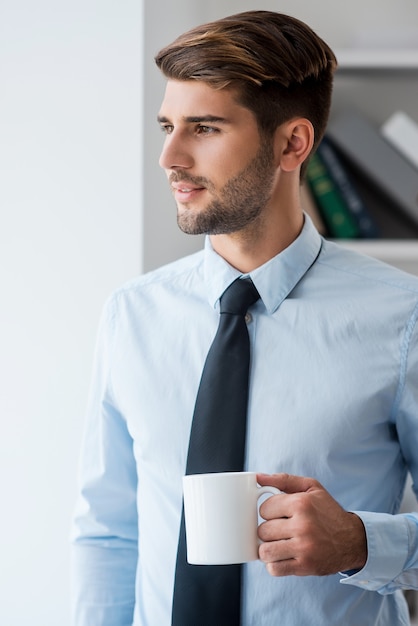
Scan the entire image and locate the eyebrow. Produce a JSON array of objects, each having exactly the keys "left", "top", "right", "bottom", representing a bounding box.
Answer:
[{"left": 157, "top": 115, "right": 230, "bottom": 125}]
